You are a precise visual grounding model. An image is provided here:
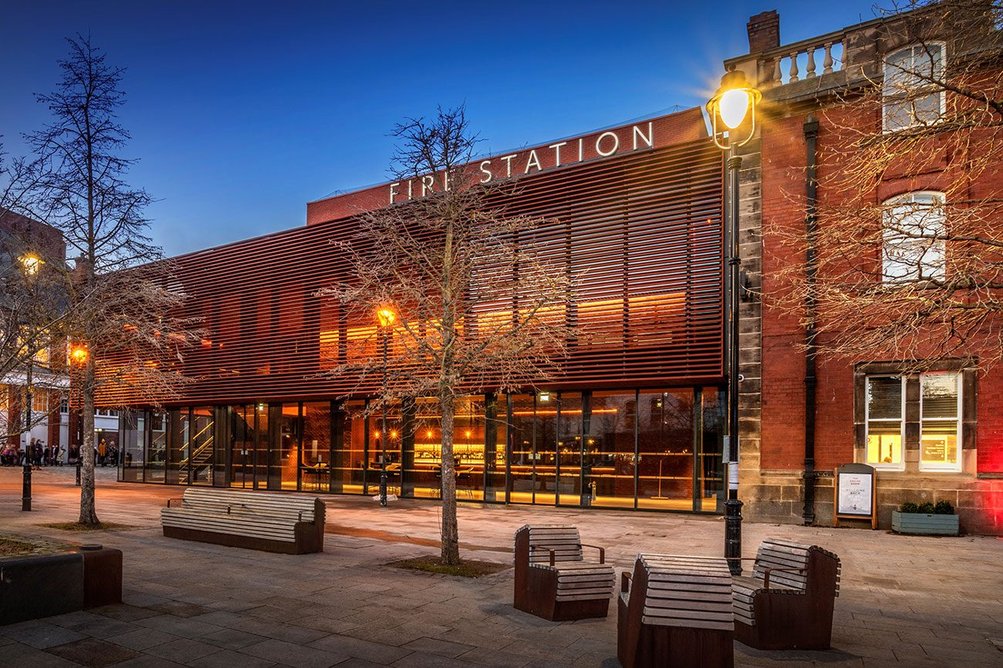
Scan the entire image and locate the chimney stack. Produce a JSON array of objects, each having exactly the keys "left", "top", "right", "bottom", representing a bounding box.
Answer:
[{"left": 747, "top": 10, "right": 780, "bottom": 53}]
